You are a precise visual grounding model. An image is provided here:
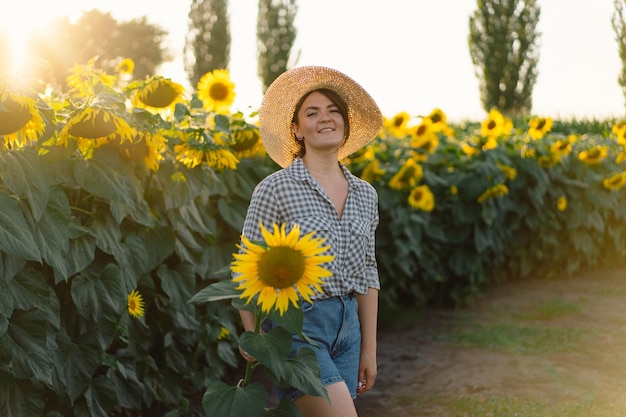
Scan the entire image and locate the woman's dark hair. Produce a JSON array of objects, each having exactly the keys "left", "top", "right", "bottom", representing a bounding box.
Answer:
[{"left": 291, "top": 88, "right": 350, "bottom": 159}]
